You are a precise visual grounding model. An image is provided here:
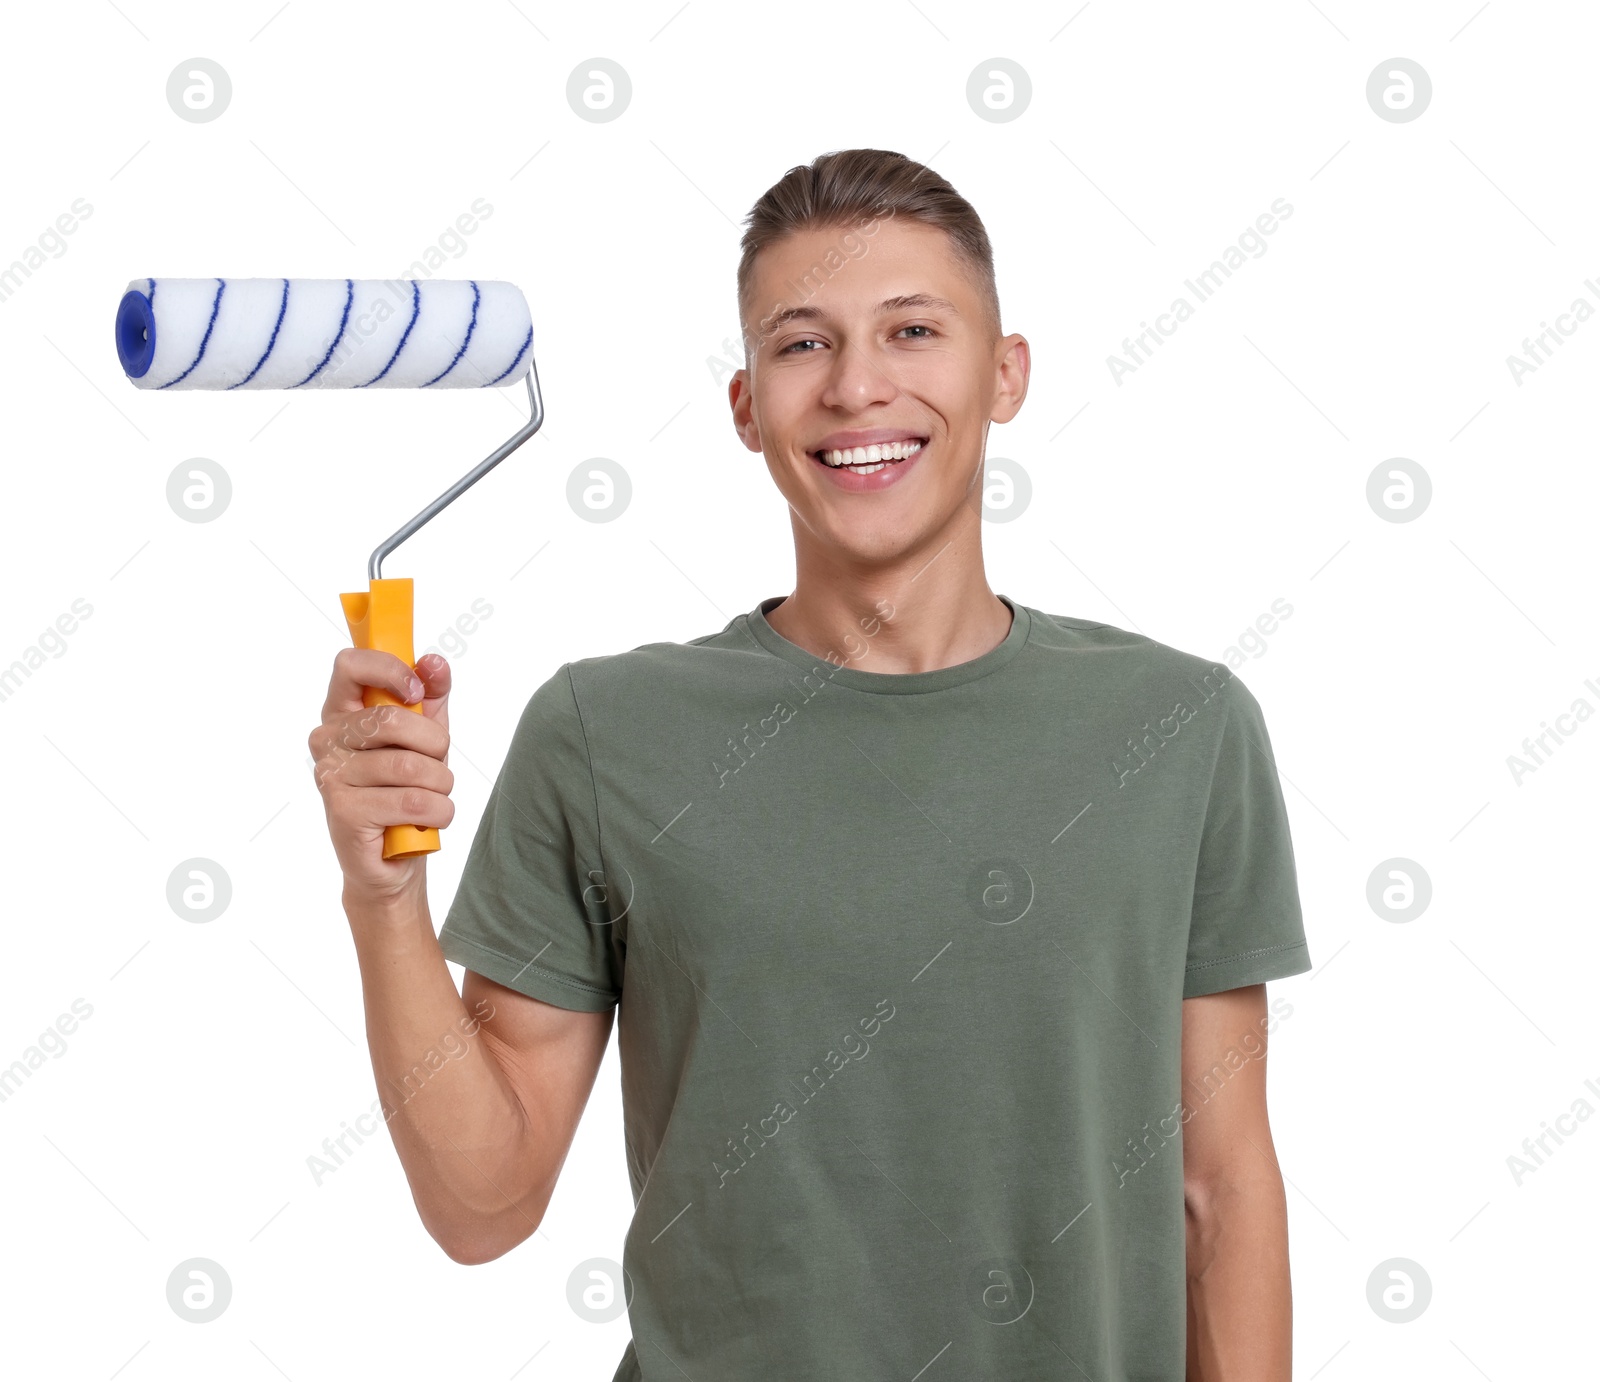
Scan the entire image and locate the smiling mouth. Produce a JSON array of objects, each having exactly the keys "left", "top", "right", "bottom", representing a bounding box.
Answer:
[{"left": 810, "top": 437, "right": 927, "bottom": 474}]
